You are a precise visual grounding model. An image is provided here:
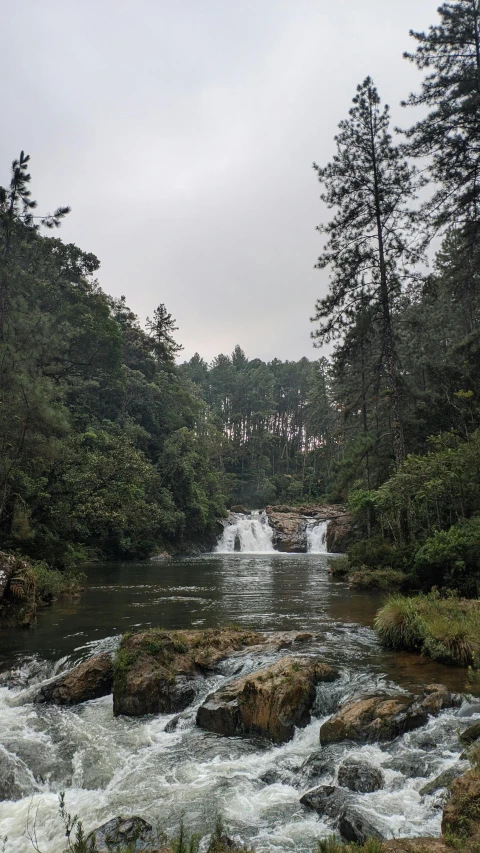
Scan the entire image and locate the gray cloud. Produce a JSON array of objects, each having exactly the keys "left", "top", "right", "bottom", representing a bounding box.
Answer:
[{"left": 1, "top": 0, "right": 437, "bottom": 362}]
